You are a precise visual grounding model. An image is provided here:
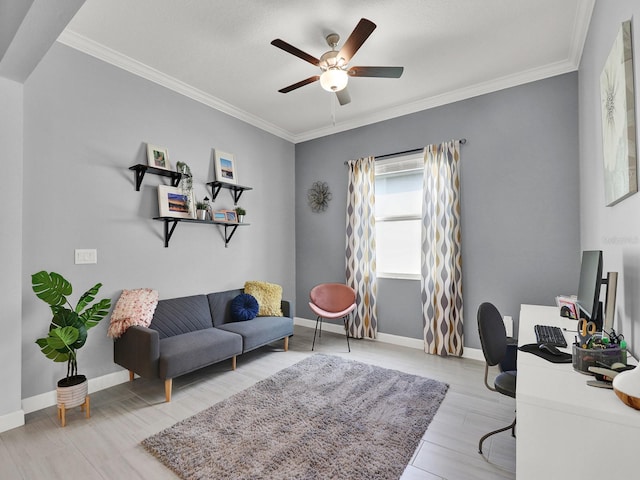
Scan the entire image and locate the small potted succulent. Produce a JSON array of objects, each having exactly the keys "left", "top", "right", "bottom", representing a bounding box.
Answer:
[
  {"left": 235, "top": 206, "right": 246, "bottom": 223},
  {"left": 196, "top": 200, "right": 209, "bottom": 220},
  {"left": 31, "top": 271, "right": 111, "bottom": 418}
]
